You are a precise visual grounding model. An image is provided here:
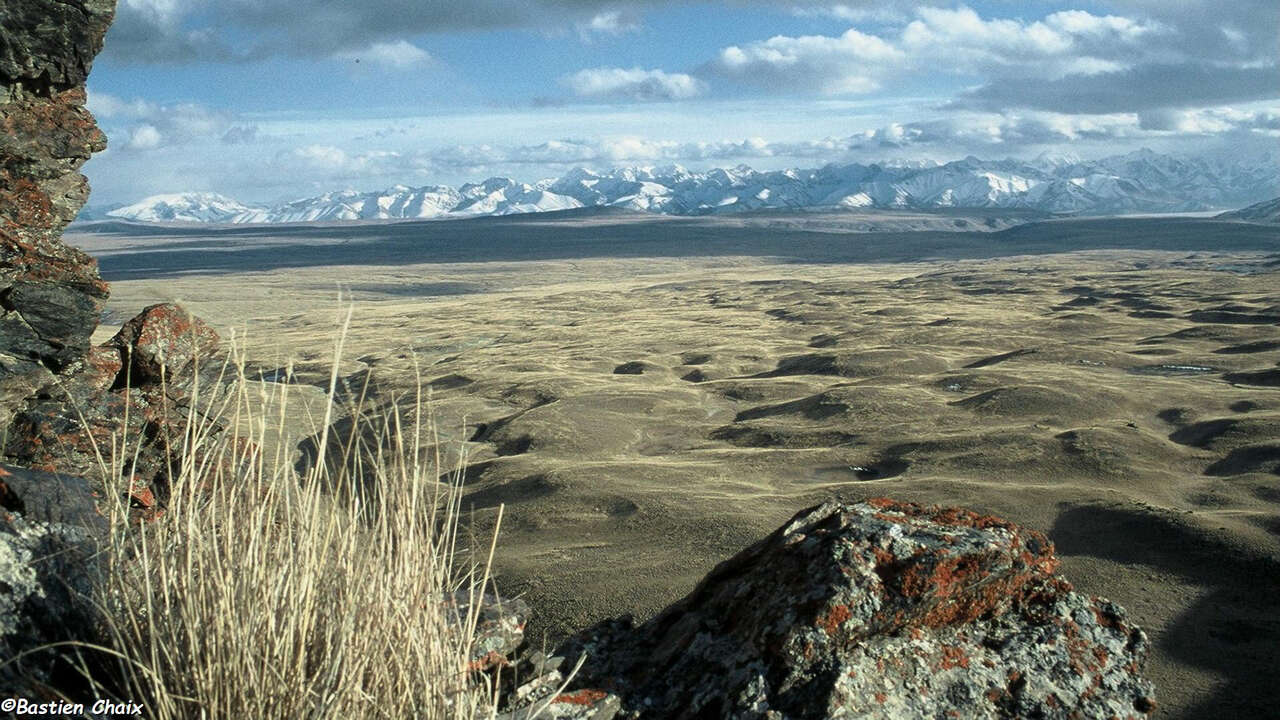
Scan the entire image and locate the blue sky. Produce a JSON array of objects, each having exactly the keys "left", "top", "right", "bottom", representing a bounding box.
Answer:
[{"left": 83, "top": 1, "right": 1280, "bottom": 205}]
